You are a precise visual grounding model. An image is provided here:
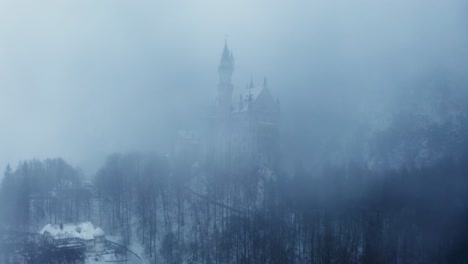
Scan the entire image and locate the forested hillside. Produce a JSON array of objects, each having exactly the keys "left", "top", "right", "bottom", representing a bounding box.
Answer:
[{"left": 2, "top": 139, "right": 468, "bottom": 263}]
